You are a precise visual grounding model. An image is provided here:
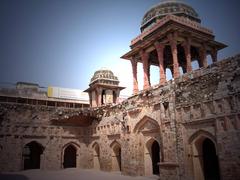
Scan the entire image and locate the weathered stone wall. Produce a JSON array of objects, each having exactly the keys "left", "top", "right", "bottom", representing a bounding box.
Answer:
[
  {"left": 88, "top": 55, "right": 240, "bottom": 179},
  {"left": 0, "top": 55, "right": 240, "bottom": 180},
  {"left": 175, "top": 55, "right": 240, "bottom": 180},
  {"left": 0, "top": 104, "right": 91, "bottom": 171},
  {"left": 88, "top": 79, "right": 179, "bottom": 176}
]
